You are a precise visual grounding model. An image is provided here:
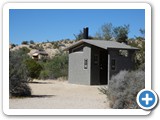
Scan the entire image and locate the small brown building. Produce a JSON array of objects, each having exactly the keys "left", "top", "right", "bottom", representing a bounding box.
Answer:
[{"left": 32, "top": 51, "right": 48, "bottom": 60}]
